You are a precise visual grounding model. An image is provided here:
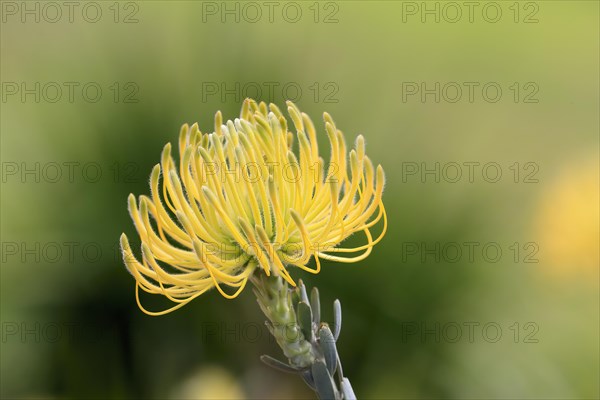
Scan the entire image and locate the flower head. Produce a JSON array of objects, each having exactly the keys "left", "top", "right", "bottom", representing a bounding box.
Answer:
[{"left": 120, "top": 99, "right": 386, "bottom": 315}]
